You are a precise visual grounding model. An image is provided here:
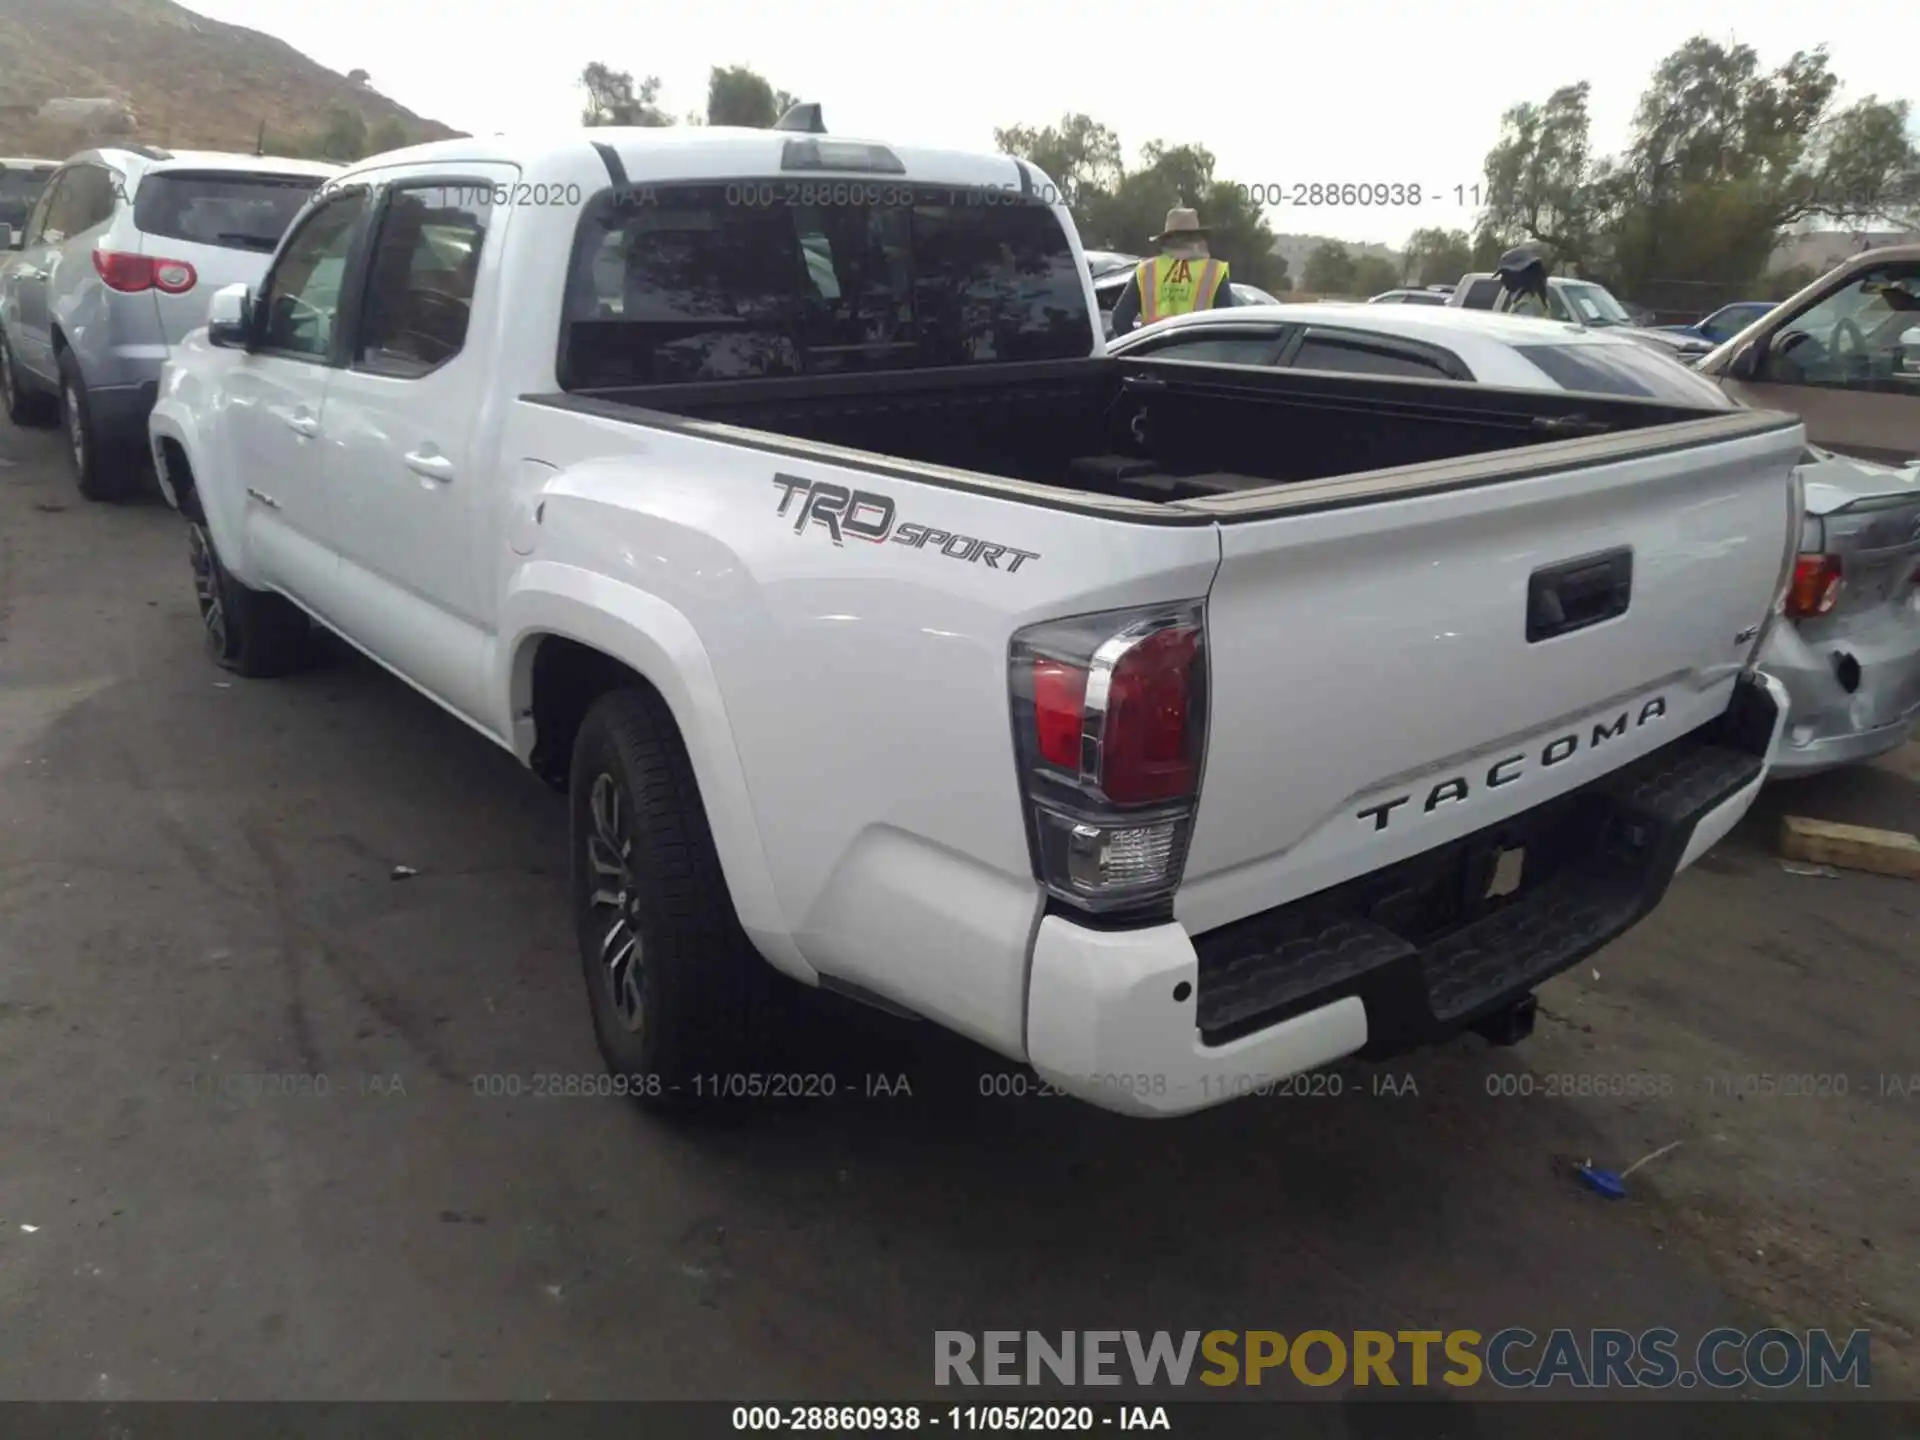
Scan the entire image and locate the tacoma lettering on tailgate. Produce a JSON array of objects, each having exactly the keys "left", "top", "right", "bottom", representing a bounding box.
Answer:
[
  {"left": 772, "top": 475, "right": 1041, "bottom": 573},
  {"left": 1357, "top": 697, "right": 1669, "bottom": 832}
]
